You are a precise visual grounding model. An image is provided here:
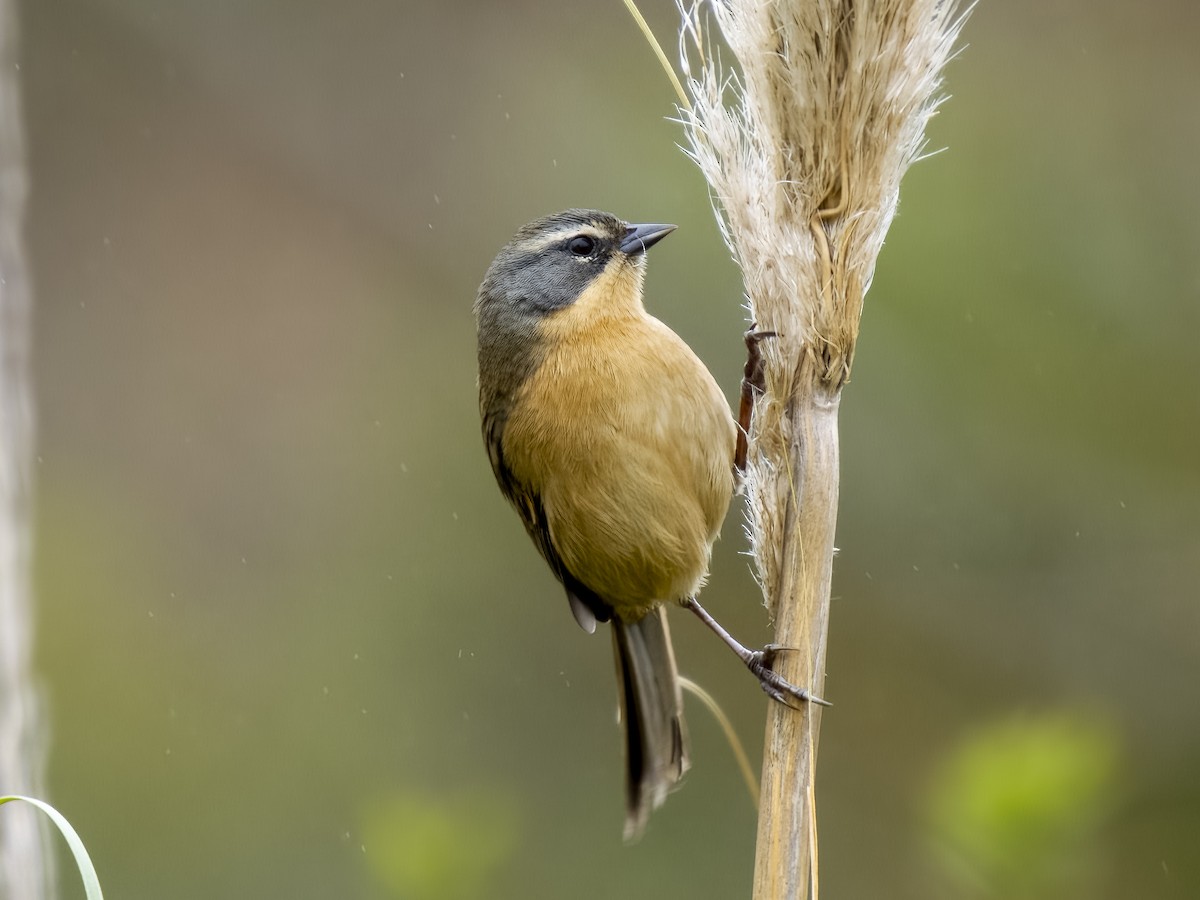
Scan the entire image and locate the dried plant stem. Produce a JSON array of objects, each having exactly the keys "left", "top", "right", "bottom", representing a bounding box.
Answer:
[
  {"left": 670, "top": 1, "right": 966, "bottom": 896},
  {"left": 622, "top": 0, "right": 690, "bottom": 110},
  {"left": 679, "top": 676, "right": 760, "bottom": 809},
  {"left": 752, "top": 364, "right": 839, "bottom": 899}
]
